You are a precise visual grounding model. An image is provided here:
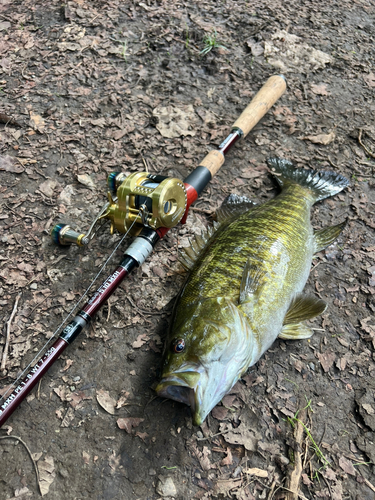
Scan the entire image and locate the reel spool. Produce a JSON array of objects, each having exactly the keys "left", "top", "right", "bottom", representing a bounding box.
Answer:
[{"left": 51, "top": 172, "right": 187, "bottom": 246}]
